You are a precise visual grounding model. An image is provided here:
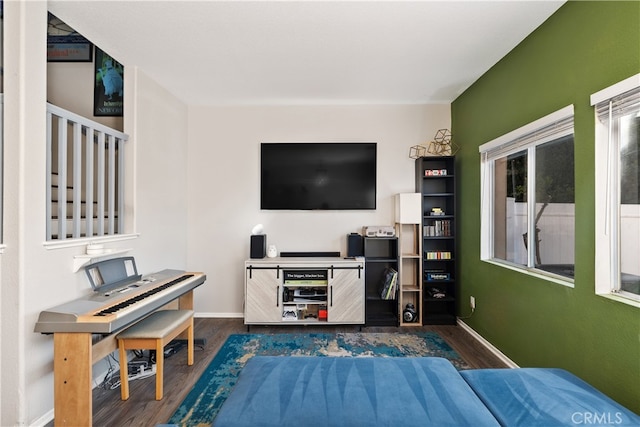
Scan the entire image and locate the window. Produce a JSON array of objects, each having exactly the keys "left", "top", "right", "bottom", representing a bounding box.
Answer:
[
  {"left": 480, "top": 106, "right": 575, "bottom": 283},
  {"left": 592, "top": 74, "right": 640, "bottom": 304}
]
